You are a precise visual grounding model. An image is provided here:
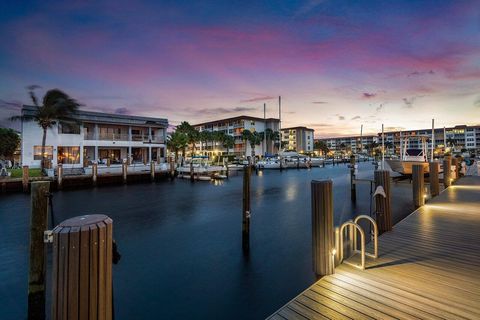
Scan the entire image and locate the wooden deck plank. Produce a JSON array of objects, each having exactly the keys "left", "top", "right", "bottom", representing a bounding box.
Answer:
[{"left": 267, "top": 176, "right": 480, "bottom": 320}]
